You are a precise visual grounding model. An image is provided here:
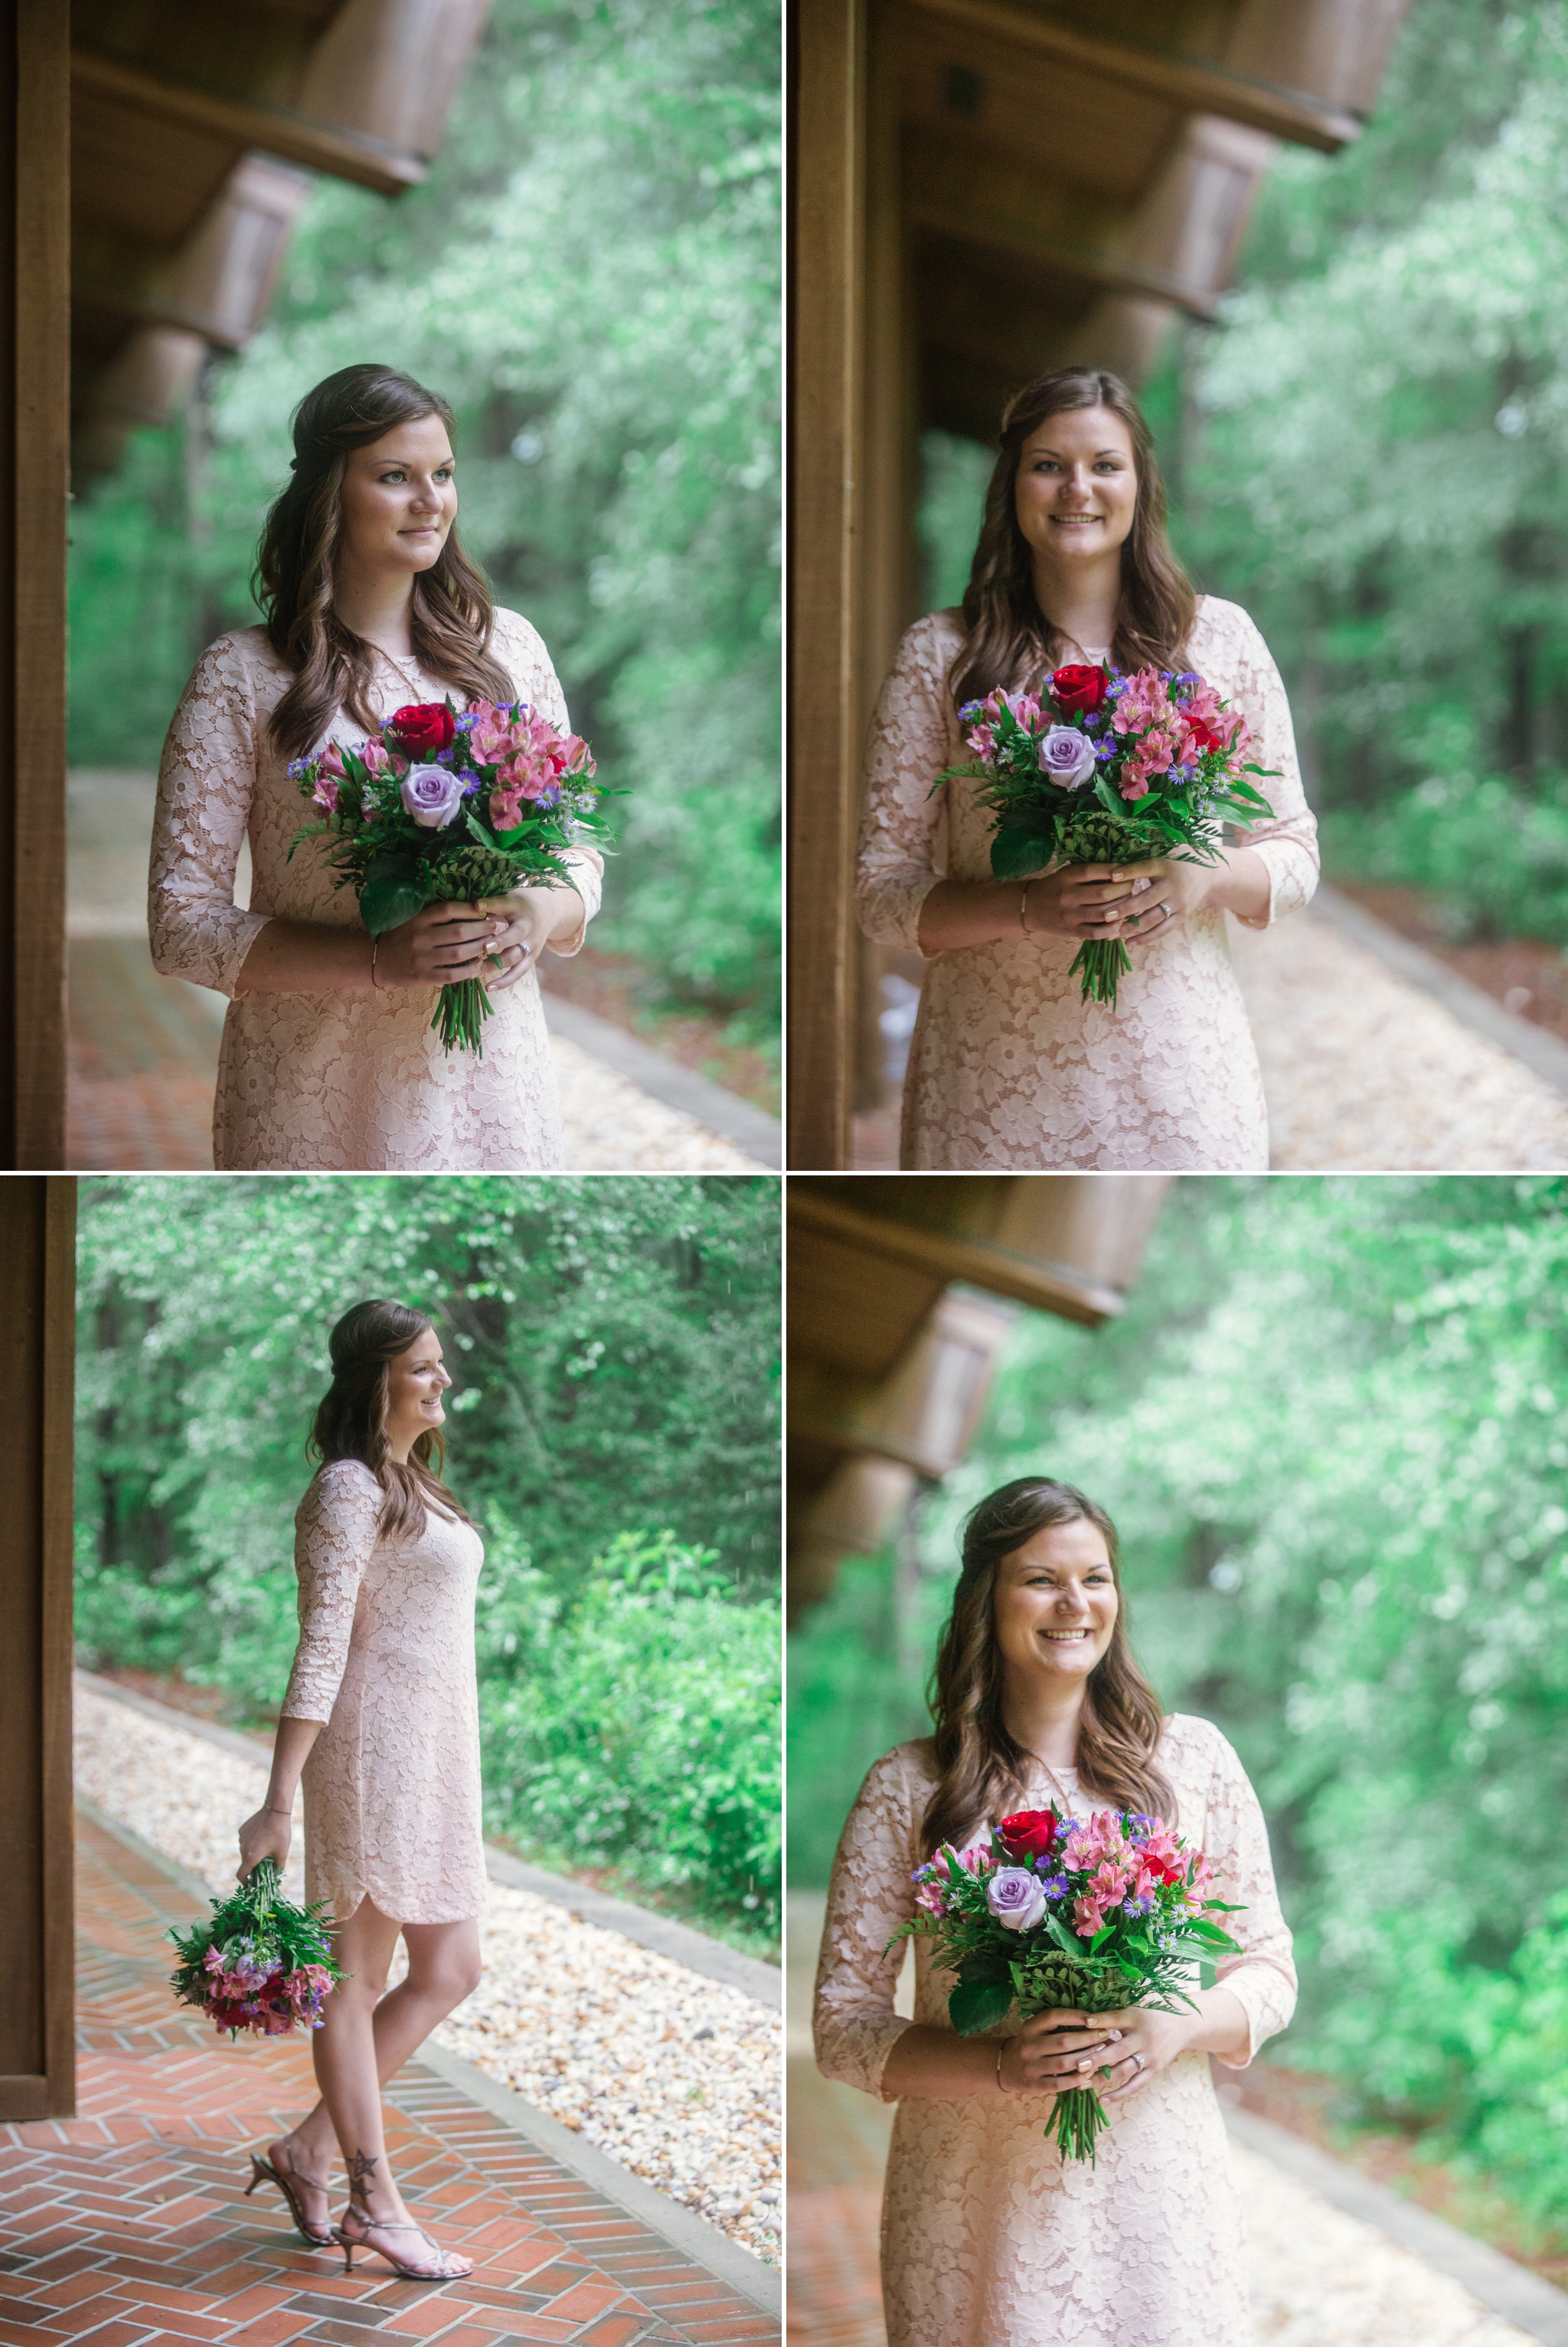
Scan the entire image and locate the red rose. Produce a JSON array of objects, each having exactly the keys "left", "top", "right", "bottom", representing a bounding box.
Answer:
[
  {"left": 998, "top": 1808, "right": 1058, "bottom": 1858},
  {"left": 387, "top": 701, "right": 456, "bottom": 757},
  {"left": 1050, "top": 664, "right": 1107, "bottom": 715}
]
